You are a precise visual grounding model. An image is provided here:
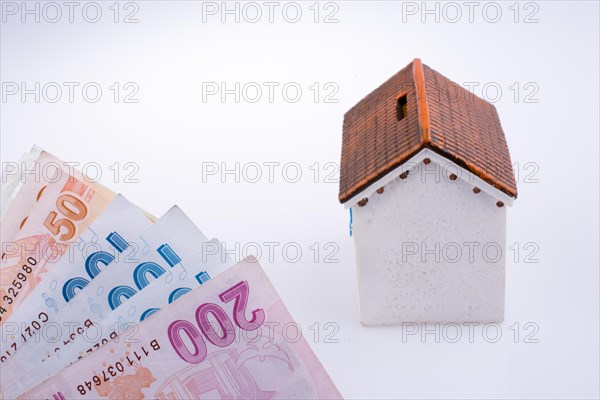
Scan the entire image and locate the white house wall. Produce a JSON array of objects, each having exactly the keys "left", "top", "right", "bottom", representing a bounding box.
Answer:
[{"left": 353, "top": 159, "right": 507, "bottom": 325}]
